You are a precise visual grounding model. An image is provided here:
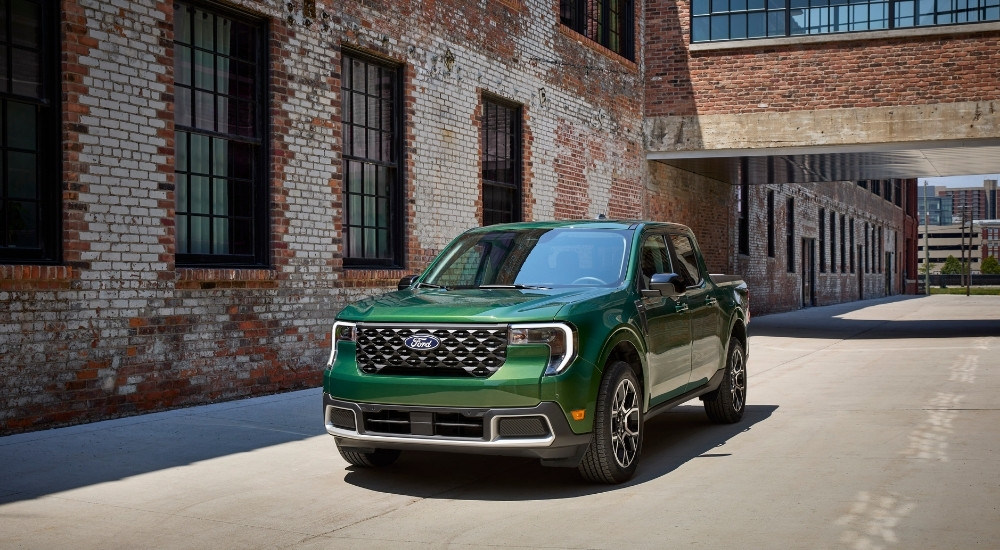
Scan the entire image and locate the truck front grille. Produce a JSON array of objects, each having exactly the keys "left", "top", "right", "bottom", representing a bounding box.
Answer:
[{"left": 355, "top": 324, "right": 508, "bottom": 377}]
